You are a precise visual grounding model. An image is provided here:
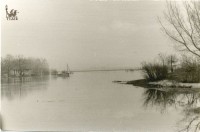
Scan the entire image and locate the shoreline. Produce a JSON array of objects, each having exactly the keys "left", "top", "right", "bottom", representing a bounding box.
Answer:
[
  {"left": 114, "top": 79, "right": 200, "bottom": 89},
  {"left": 1, "top": 75, "right": 50, "bottom": 79}
]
